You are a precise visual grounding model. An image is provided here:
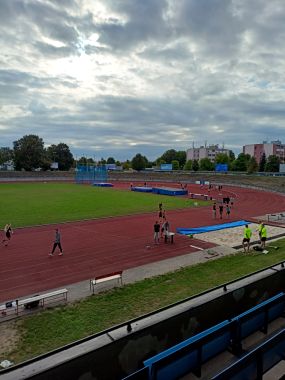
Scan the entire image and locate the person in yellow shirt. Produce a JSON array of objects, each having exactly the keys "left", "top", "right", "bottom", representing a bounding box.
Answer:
[
  {"left": 242, "top": 224, "right": 252, "bottom": 253},
  {"left": 260, "top": 223, "right": 267, "bottom": 250}
]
